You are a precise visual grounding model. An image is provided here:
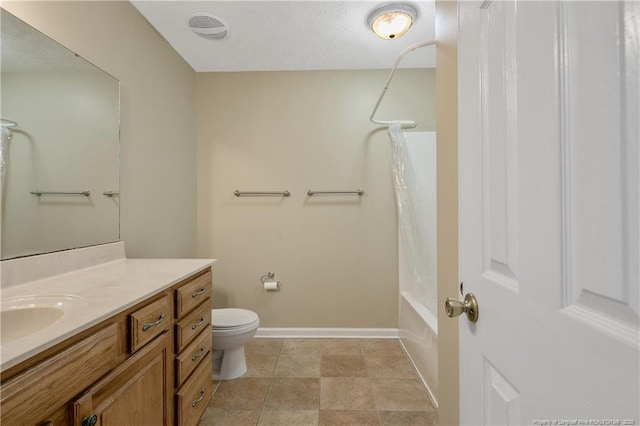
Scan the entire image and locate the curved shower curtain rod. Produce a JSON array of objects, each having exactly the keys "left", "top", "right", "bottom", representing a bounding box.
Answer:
[
  {"left": 1, "top": 117, "right": 18, "bottom": 128},
  {"left": 369, "top": 39, "right": 436, "bottom": 129}
]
